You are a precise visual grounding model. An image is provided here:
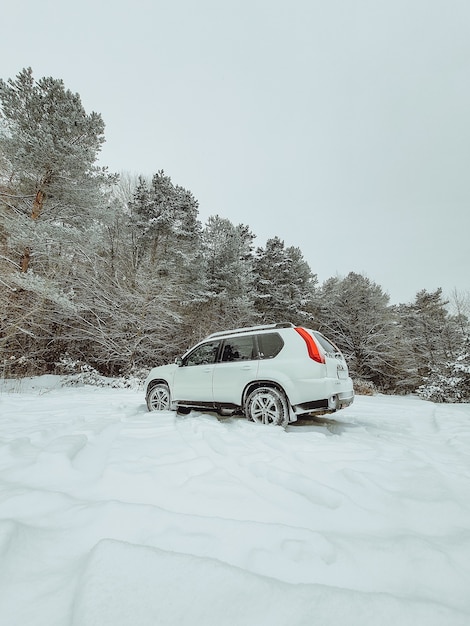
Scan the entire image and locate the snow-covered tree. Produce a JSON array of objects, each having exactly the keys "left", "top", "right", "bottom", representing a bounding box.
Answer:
[
  {"left": 0, "top": 68, "right": 115, "bottom": 374},
  {"left": 195, "top": 215, "right": 256, "bottom": 335},
  {"left": 396, "top": 289, "right": 461, "bottom": 382},
  {"left": 128, "top": 171, "right": 201, "bottom": 274},
  {"left": 84, "top": 171, "right": 205, "bottom": 369},
  {"left": 418, "top": 337, "right": 470, "bottom": 402},
  {"left": 399, "top": 289, "right": 470, "bottom": 401},
  {"left": 0, "top": 67, "right": 114, "bottom": 273},
  {"left": 449, "top": 289, "right": 470, "bottom": 337},
  {"left": 314, "top": 272, "right": 402, "bottom": 390},
  {"left": 253, "top": 237, "right": 317, "bottom": 325}
]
